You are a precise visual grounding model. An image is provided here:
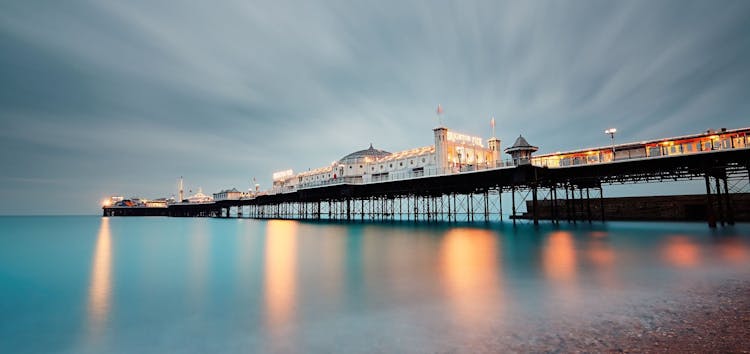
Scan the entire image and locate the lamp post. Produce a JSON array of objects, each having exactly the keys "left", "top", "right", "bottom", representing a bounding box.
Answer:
[{"left": 604, "top": 128, "right": 617, "bottom": 159}]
